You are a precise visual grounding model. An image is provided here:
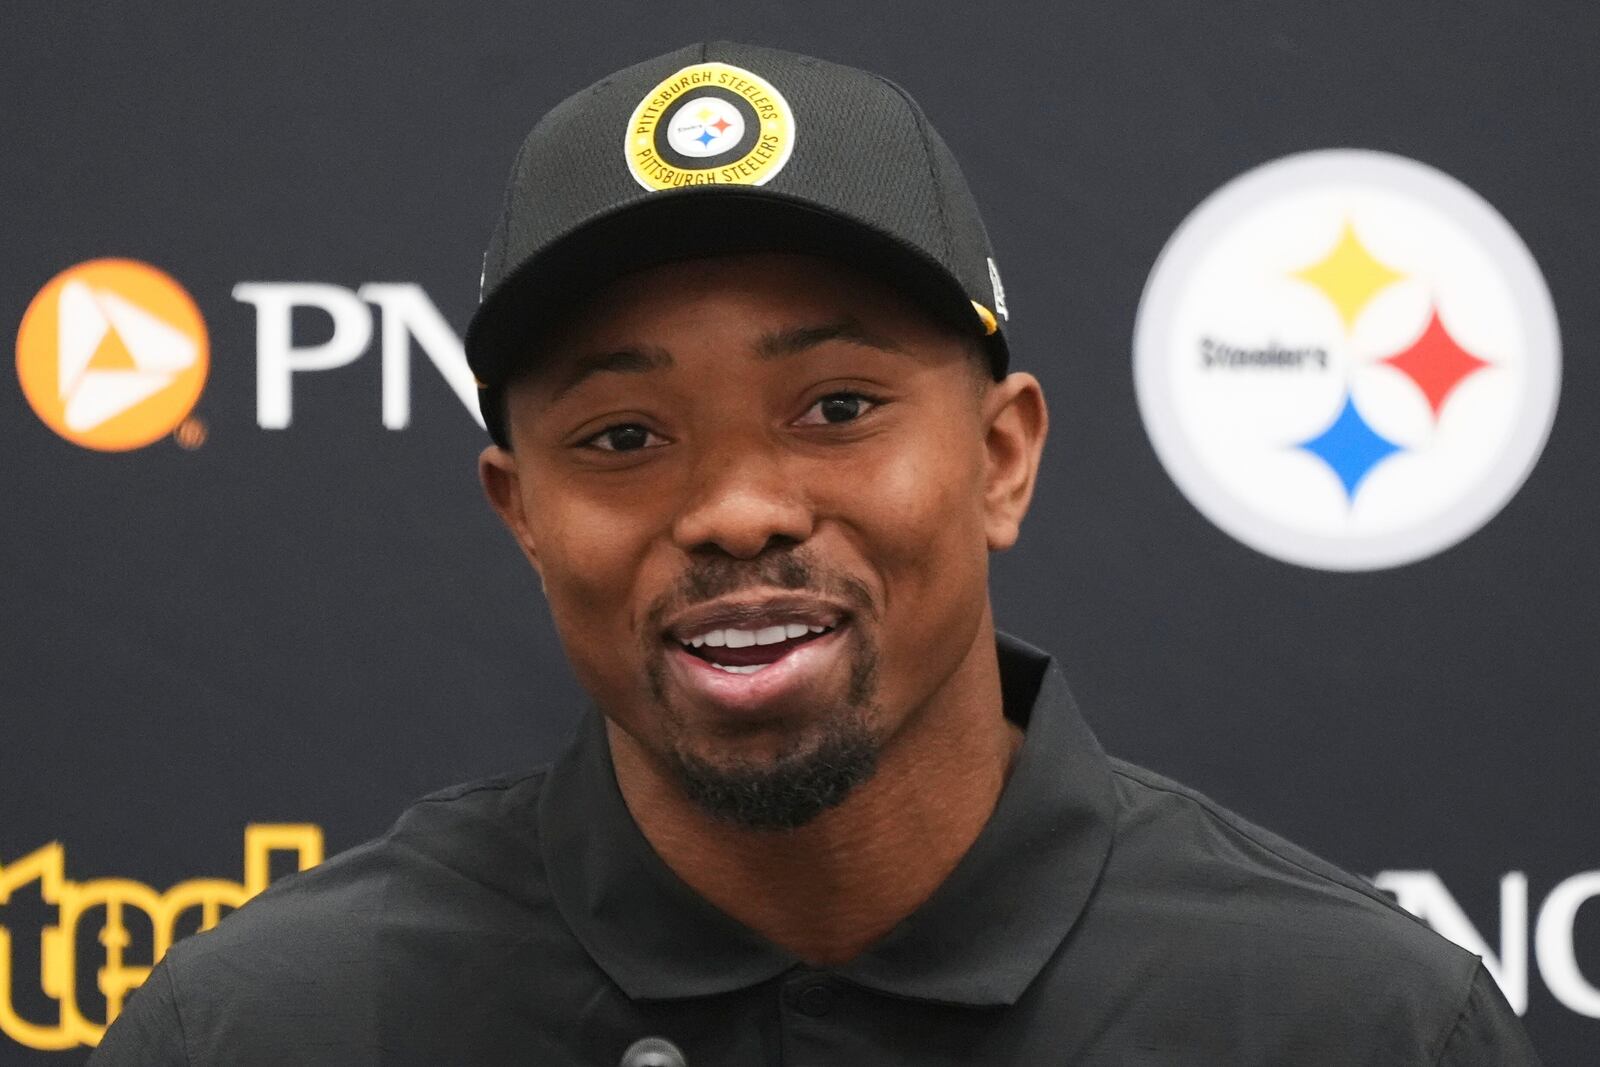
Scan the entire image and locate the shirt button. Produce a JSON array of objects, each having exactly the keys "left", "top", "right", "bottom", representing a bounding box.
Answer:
[{"left": 793, "top": 981, "right": 834, "bottom": 1018}]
